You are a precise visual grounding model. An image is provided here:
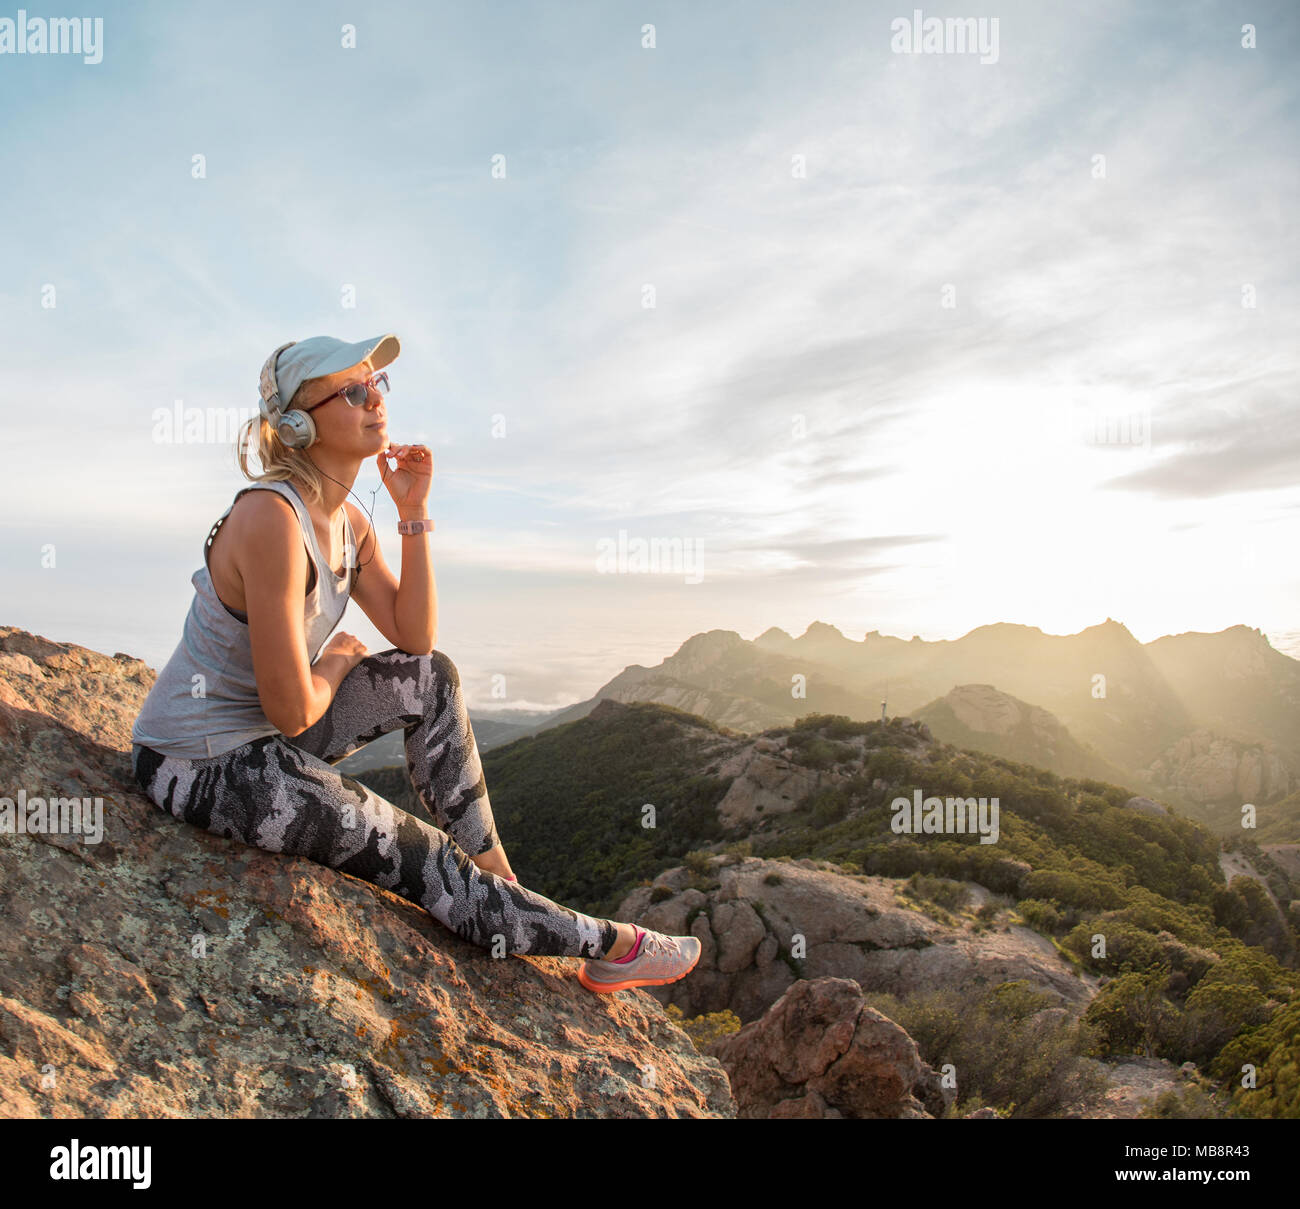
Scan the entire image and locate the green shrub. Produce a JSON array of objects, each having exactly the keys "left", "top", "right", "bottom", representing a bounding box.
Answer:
[
  {"left": 684, "top": 849, "right": 714, "bottom": 876},
  {"left": 1178, "top": 981, "right": 1270, "bottom": 1067},
  {"left": 794, "top": 713, "right": 868, "bottom": 738},
  {"left": 863, "top": 979, "right": 1108, "bottom": 1118},
  {"left": 905, "top": 872, "right": 970, "bottom": 912},
  {"left": 808, "top": 786, "right": 851, "bottom": 828},
  {"left": 1070, "top": 920, "right": 1167, "bottom": 974},
  {"left": 1024, "top": 868, "right": 1126, "bottom": 912},
  {"left": 1083, "top": 969, "right": 1179, "bottom": 1058},
  {"left": 683, "top": 848, "right": 718, "bottom": 890},
  {"left": 1215, "top": 998, "right": 1300, "bottom": 1118},
  {"left": 791, "top": 738, "right": 840, "bottom": 770},
  {"left": 1139, "top": 1085, "right": 1232, "bottom": 1119},
  {"left": 866, "top": 748, "right": 911, "bottom": 781},
  {"left": 665, "top": 1004, "right": 743, "bottom": 1051},
  {"left": 824, "top": 716, "right": 872, "bottom": 740},
  {"left": 1018, "top": 898, "right": 1063, "bottom": 933}
]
